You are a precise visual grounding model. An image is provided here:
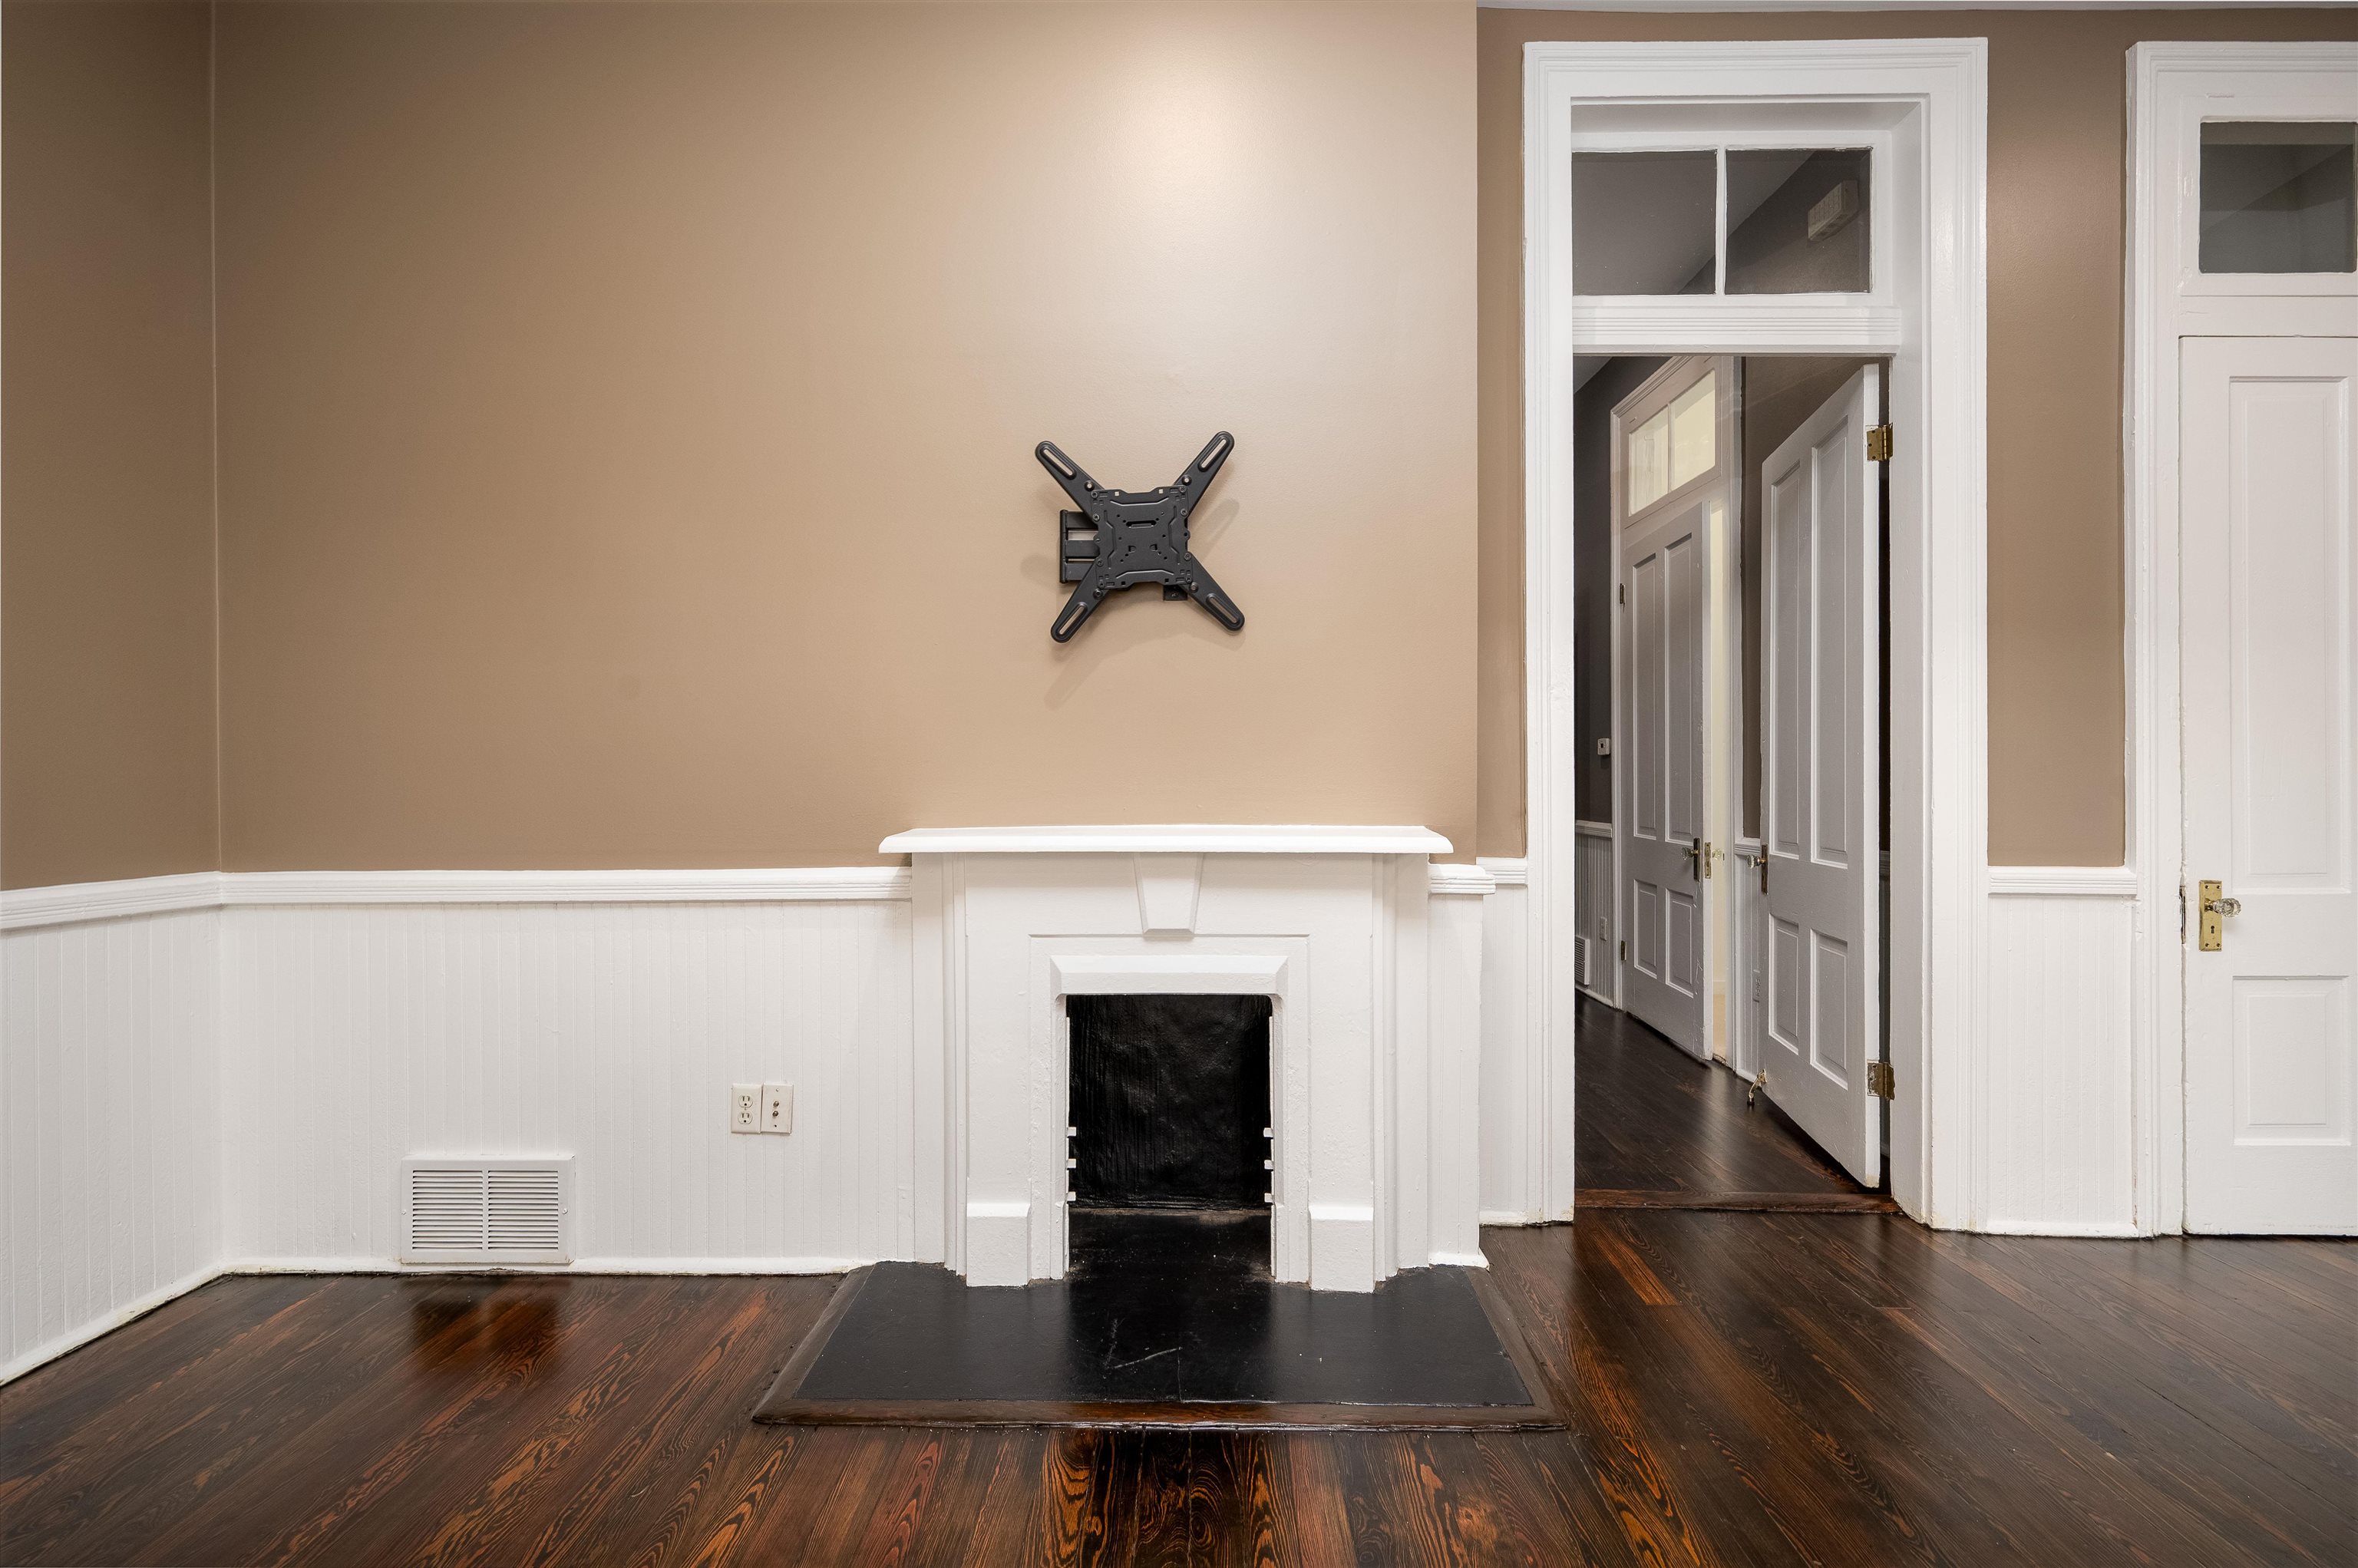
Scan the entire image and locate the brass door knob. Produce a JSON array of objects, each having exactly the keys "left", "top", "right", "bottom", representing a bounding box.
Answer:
[{"left": 2198, "top": 880, "right": 2240, "bottom": 950}]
